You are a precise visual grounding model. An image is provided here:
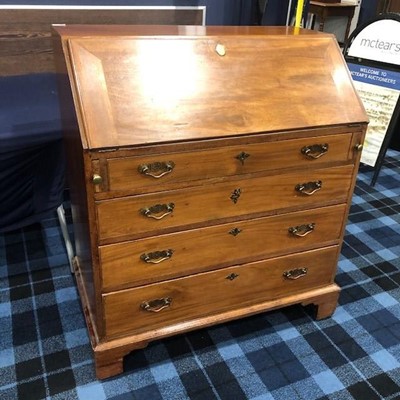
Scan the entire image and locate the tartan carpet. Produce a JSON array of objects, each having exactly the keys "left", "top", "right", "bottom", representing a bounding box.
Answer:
[{"left": 1, "top": 151, "right": 400, "bottom": 400}]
